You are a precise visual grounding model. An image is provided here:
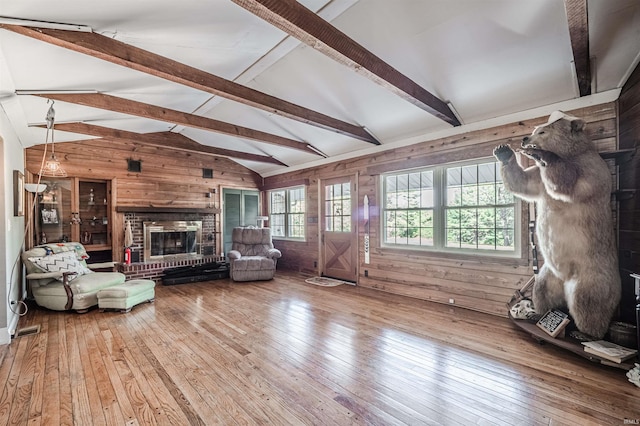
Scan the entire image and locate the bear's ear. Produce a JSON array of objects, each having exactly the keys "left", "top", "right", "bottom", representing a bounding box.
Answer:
[{"left": 570, "top": 118, "right": 586, "bottom": 133}]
